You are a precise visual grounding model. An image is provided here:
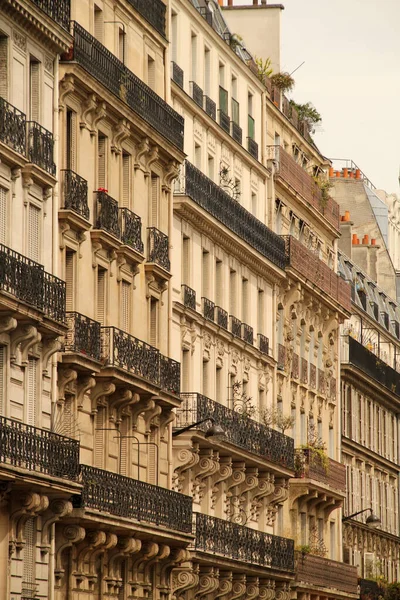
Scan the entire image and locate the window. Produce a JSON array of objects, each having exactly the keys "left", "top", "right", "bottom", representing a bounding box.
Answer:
[
  {"left": 195, "top": 143, "right": 201, "bottom": 170},
  {"left": 27, "top": 358, "right": 37, "bottom": 426},
  {"left": 94, "top": 407, "right": 106, "bottom": 468},
  {"left": 207, "top": 155, "right": 214, "bottom": 181},
  {"left": 97, "top": 133, "right": 107, "bottom": 189},
  {"left": 203, "top": 359, "right": 209, "bottom": 397},
  {"left": 215, "top": 259, "right": 222, "bottom": 306},
  {"left": 229, "top": 269, "right": 236, "bottom": 315},
  {"left": 231, "top": 77, "right": 239, "bottom": 124},
  {"left": 219, "top": 85, "right": 228, "bottom": 114},
  {"left": 204, "top": 46, "right": 211, "bottom": 94},
  {"left": 202, "top": 250, "right": 210, "bottom": 298},
  {"left": 147, "top": 55, "right": 155, "bottom": 91},
  {"left": 182, "top": 236, "right": 190, "bottom": 286},
  {"left": 29, "top": 57, "right": 40, "bottom": 122},
  {"left": 66, "top": 109, "right": 77, "bottom": 171},
  {"left": 171, "top": 12, "right": 178, "bottom": 63},
  {"left": 122, "top": 152, "right": 131, "bottom": 208},
  {"left": 216, "top": 365, "right": 223, "bottom": 401},
  {"left": 119, "top": 28, "right": 125, "bottom": 63},
  {"left": 94, "top": 5, "right": 104, "bottom": 42},
  {"left": 251, "top": 192, "right": 257, "bottom": 218},
  {"left": 149, "top": 297, "right": 158, "bottom": 347},
  {"left": 248, "top": 114, "right": 255, "bottom": 140},
  {"left": 0, "top": 186, "right": 7, "bottom": 244},
  {"left": 65, "top": 249, "right": 76, "bottom": 311},
  {"left": 242, "top": 278, "right": 248, "bottom": 323},
  {"left": 97, "top": 267, "right": 106, "bottom": 325},
  {"left": 0, "top": 34, "right": 8, "bottom": 99},
  {"left": 182, "top": 348, "right": 189, "bottom": 392},
  {"left": 257, "top": 289, "right": 264, "bottom": 334},
  {"left": 150, "top": 174, "right": 159, "bottom": 227},
  {"left": 121, "top": 280, "right": 131, "bottom": 332},
  {"left": 191, "top": 33, "right": 197, "bottom": 82},
  {"left": 28, "top": 204, "right": 40, "bottom": 262},
  {"left": 22, "top": 518, "right": 36, "bottom": 597}
]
